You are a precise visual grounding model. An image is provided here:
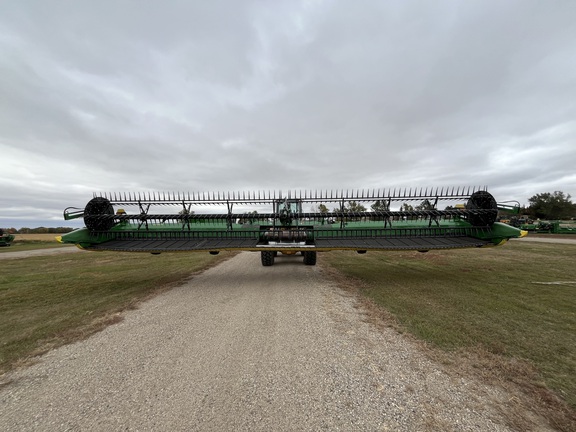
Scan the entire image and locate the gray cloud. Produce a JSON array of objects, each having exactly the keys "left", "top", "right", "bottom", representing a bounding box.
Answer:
[{"left": 1, "top": 0, "right": 575, "bottom": 227}]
